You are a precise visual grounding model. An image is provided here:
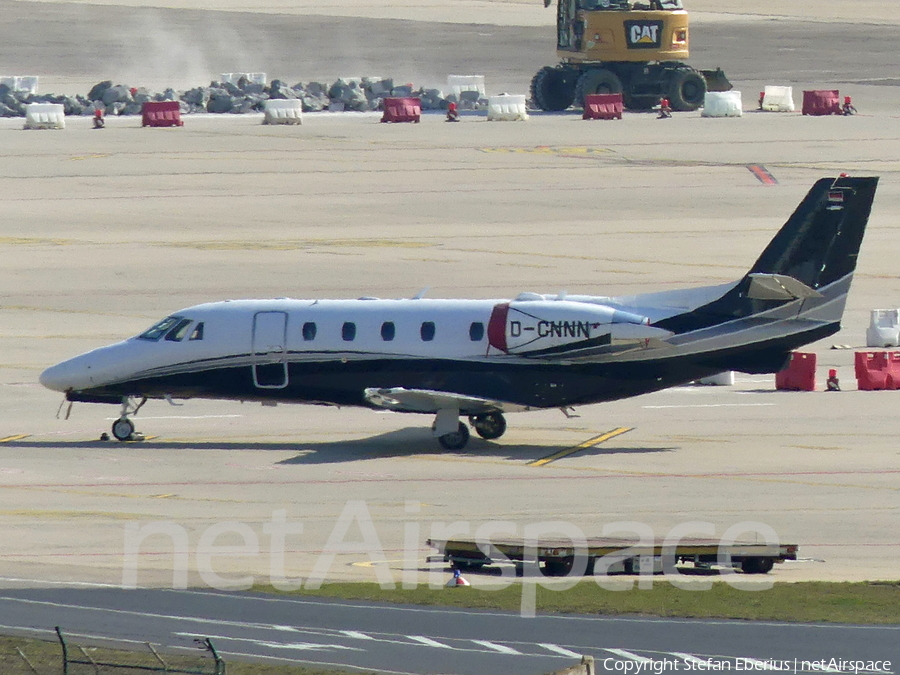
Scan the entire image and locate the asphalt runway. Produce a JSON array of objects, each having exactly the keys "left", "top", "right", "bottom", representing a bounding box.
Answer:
[
  {"left": 0, "top": 0, "right": 899, "bottom": 612},
  {"left": 1, "top": 586, "right": 897, "bottom": 674}
]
